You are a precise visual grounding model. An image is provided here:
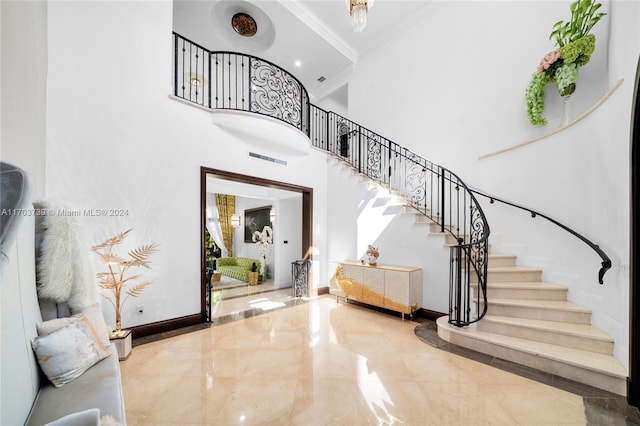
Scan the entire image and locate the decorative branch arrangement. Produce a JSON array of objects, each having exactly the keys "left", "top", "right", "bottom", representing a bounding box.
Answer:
[
  {"left": 525, "top": 0, "right": 606, "bottom": 126},
  {"left": 91, "top": 229, "right": 158, "bottom": 337}
]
